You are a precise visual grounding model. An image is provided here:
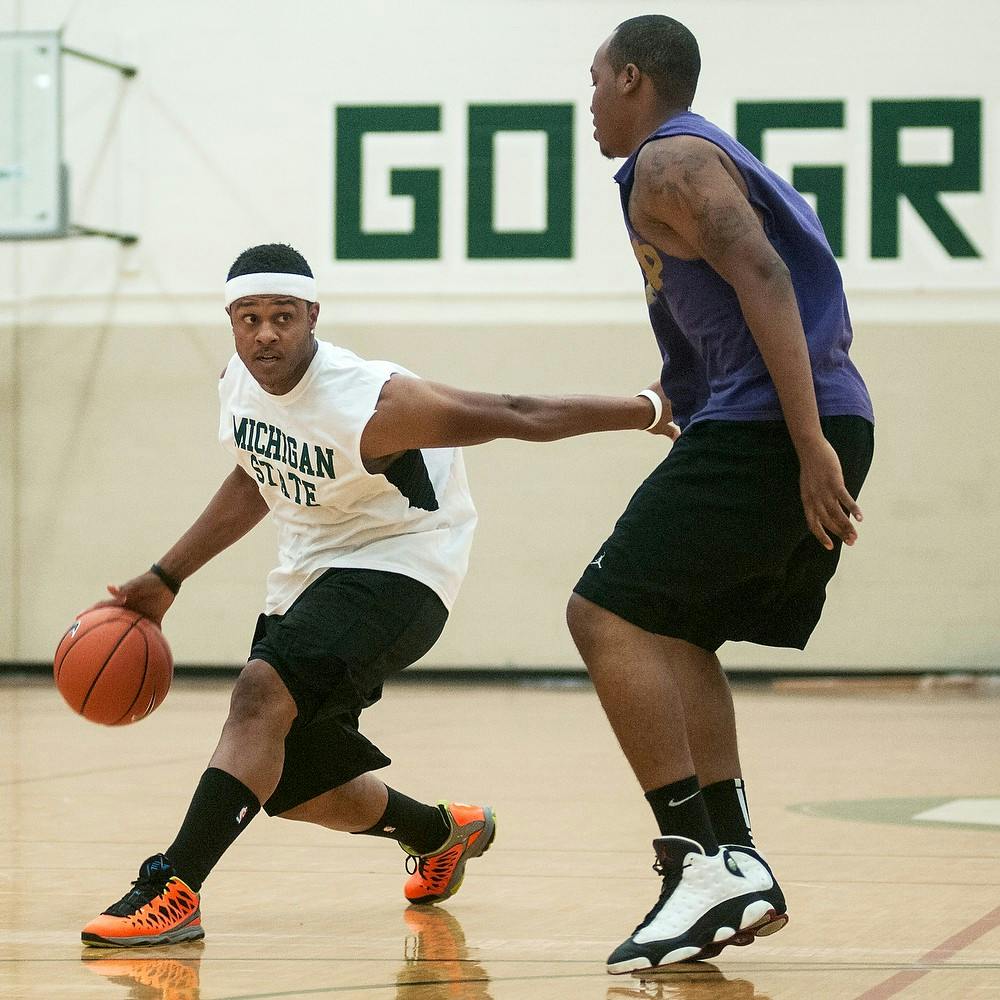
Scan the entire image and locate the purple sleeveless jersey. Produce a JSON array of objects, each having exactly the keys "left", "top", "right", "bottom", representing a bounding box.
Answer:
[{"left": 615, "top": 111, "right": 874, "bottom": 429}]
